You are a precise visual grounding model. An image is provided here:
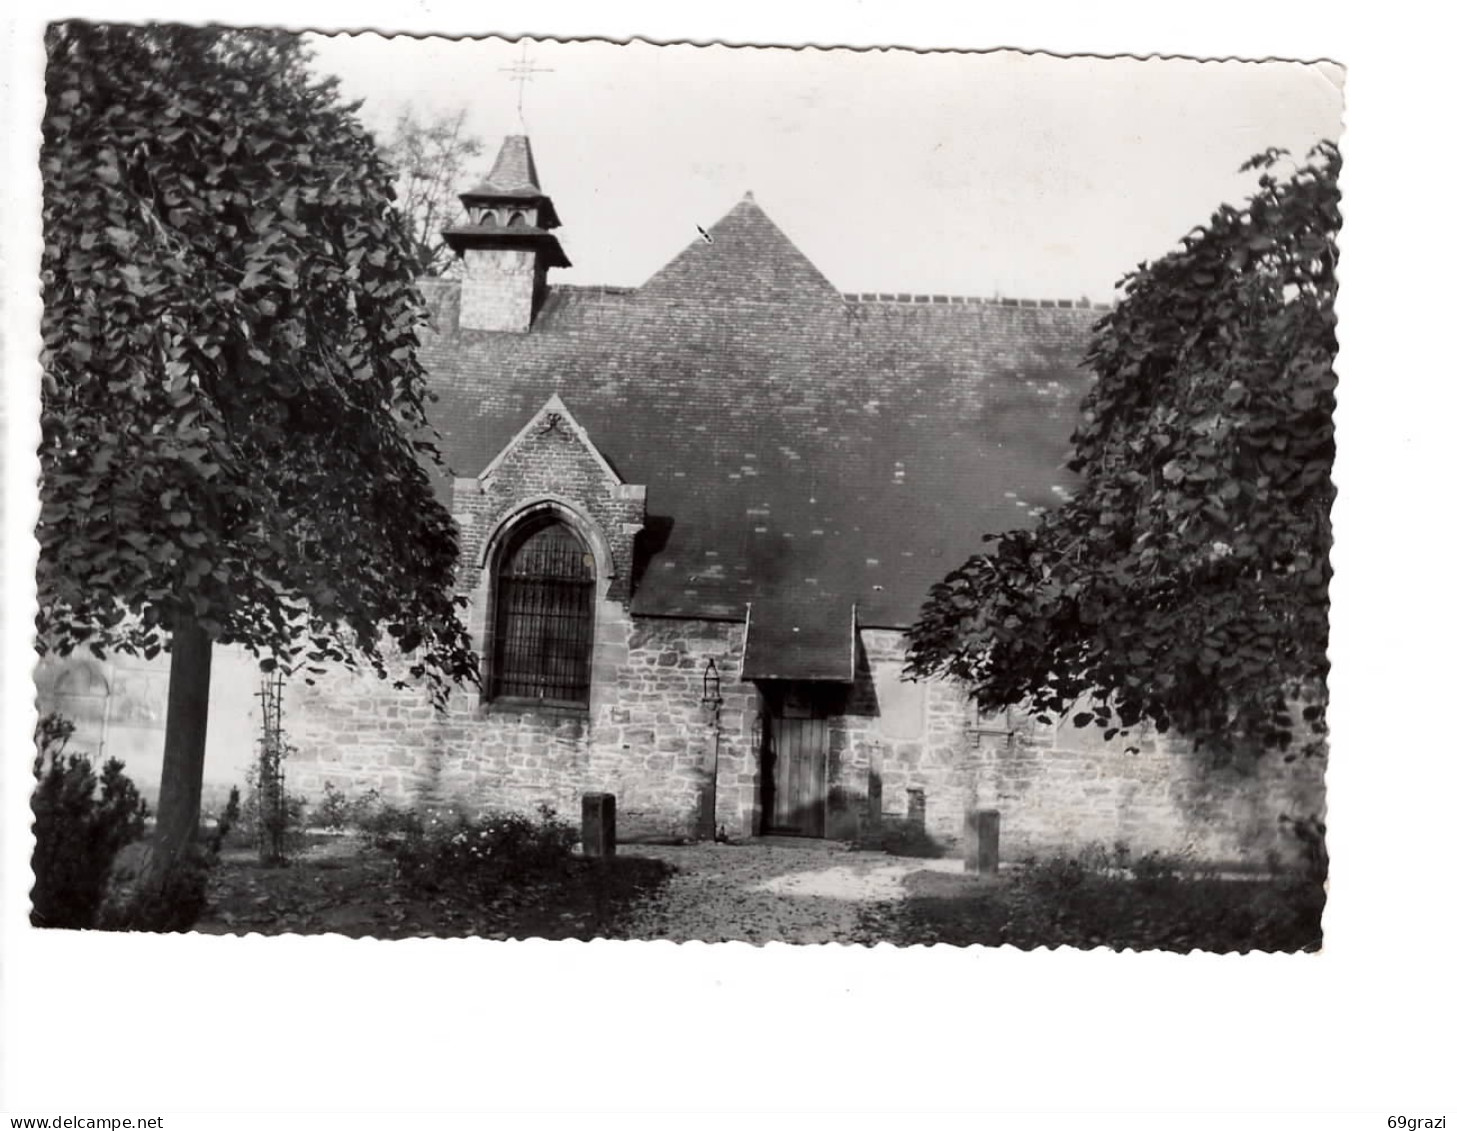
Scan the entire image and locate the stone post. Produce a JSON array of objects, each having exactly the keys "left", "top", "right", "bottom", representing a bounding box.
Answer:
[
  {"left": 964, "top": 807, "right": 1000, "bottom": 875},
  {"left": 582, "top": 792, "right": 616, "bottom": 858},
  {"left": 867, "top": 754, "right": 884, "bottom": 839},
  {"left": 906, "top": 787, "right": 926, "bottom": 831}
]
